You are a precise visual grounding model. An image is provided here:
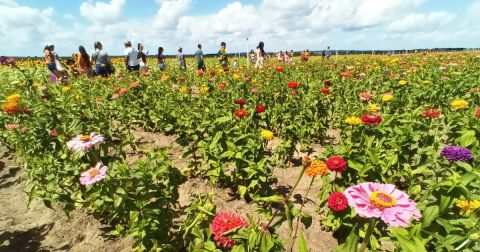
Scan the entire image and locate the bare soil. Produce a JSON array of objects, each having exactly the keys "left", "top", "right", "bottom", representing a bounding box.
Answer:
[{"left": 0, "top": 147, "right": 133, "bottom": 252}]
